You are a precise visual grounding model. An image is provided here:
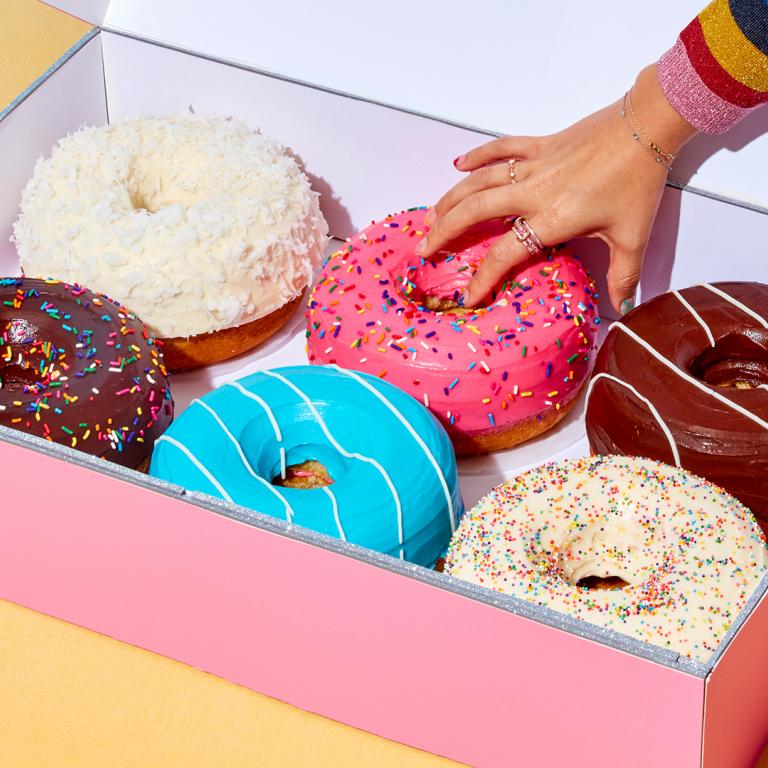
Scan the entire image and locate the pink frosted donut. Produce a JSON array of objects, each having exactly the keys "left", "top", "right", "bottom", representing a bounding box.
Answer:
[{"left": 306, "top": 208, "right": 599, "bottom": 454}]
